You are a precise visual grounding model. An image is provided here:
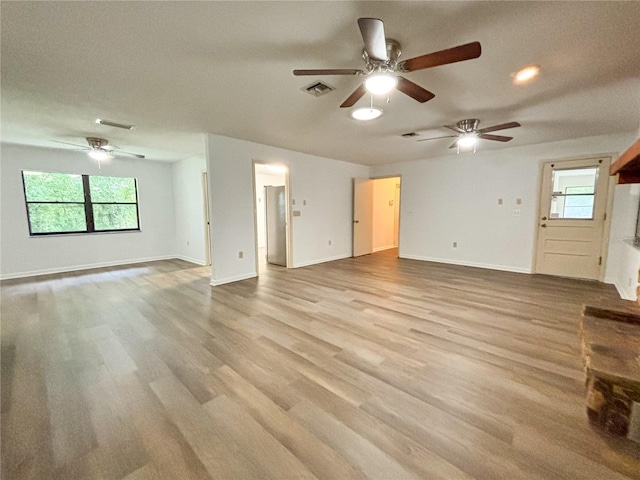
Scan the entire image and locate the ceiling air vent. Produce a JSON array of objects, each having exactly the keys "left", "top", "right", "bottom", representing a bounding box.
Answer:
[
  {"left": 401, "top": 132, "right": 419, "bottom": 138},
  {"left": 303, "top": 81, "right": 335, "bottom": 97}
]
